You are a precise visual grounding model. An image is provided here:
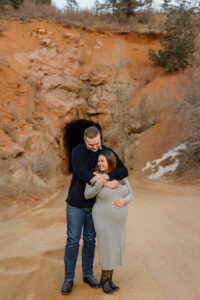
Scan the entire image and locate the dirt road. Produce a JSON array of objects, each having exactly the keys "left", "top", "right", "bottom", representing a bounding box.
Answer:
[{"left": 0, "top": 180, "right": 200, "bottom": 300}]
